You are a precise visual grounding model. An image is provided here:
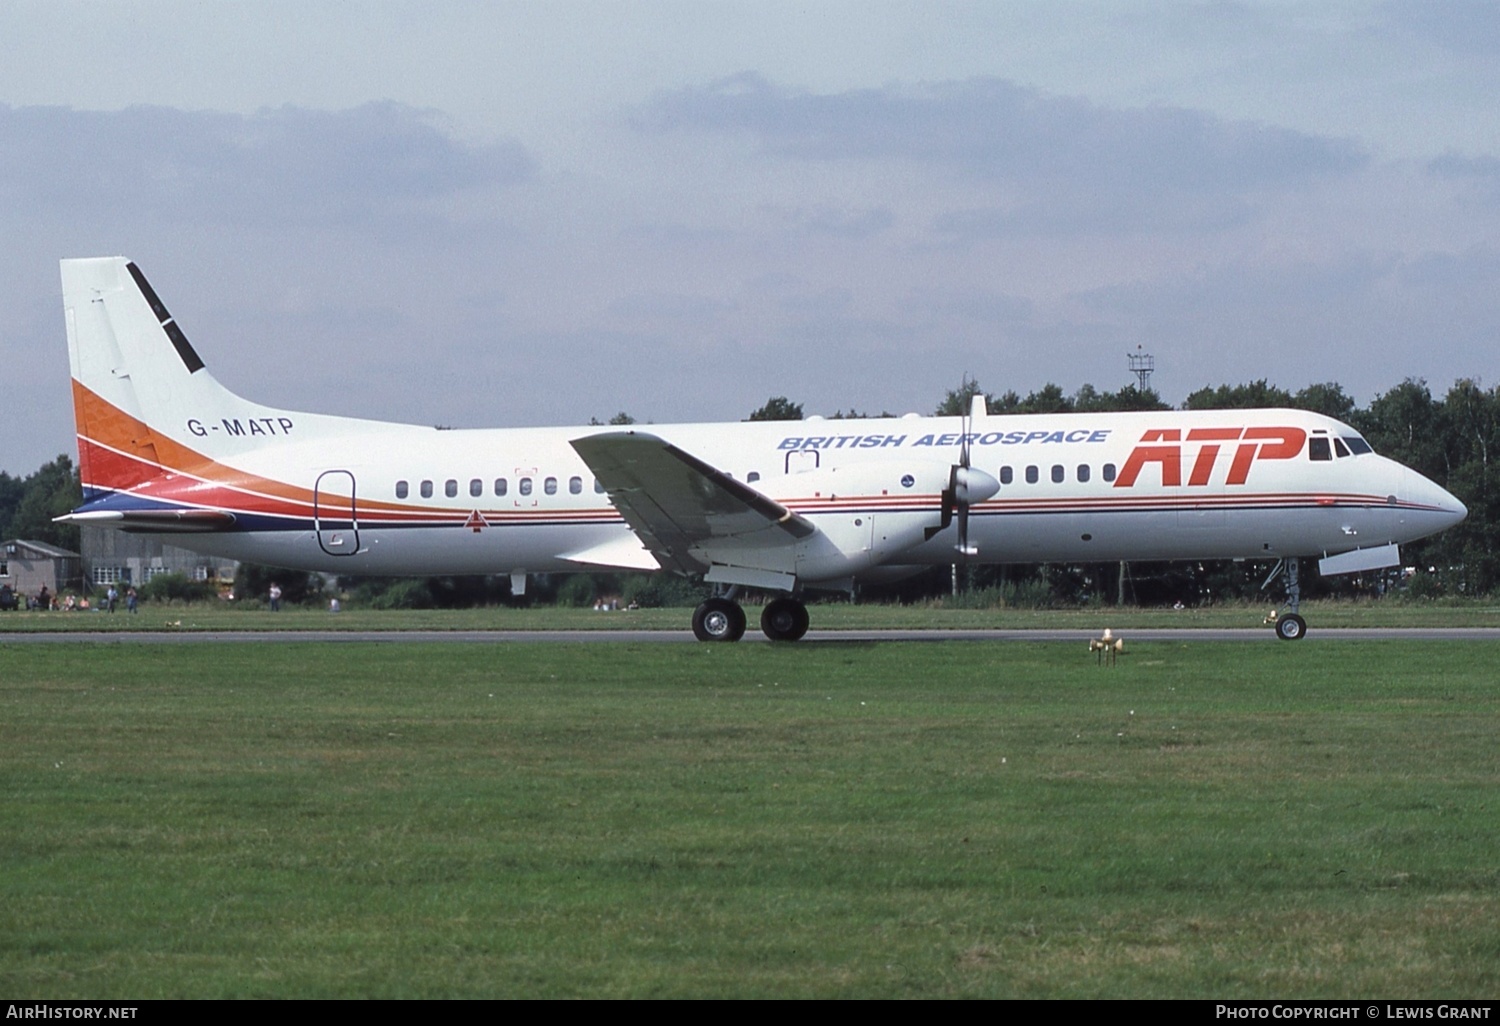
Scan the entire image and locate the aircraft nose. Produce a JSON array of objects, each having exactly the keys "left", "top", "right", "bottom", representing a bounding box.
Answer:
[
  {"left": 1444, "top": 489, "right": 1469, "bottom": 528},
  {"left": 1408, "top": 469, "right": 1468, "bottom": 529}
]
